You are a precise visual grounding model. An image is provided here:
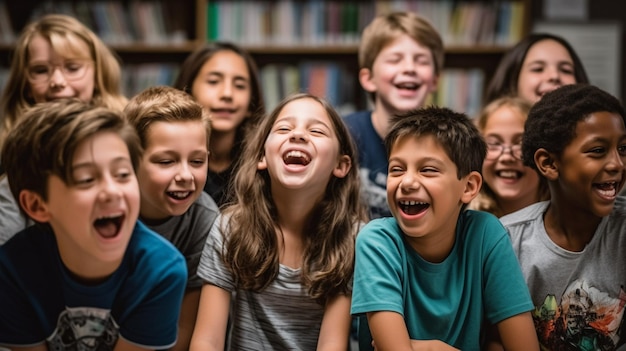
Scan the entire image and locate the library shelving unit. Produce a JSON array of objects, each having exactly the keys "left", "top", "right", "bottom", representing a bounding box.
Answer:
[{"left": 0, "top": 0, "right": 532, "bottom": 115}]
